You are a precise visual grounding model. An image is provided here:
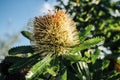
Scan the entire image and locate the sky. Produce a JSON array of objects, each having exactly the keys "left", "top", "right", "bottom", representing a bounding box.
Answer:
[{"left": 0, "top": 0, "right": 57, "bottom": 46}]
